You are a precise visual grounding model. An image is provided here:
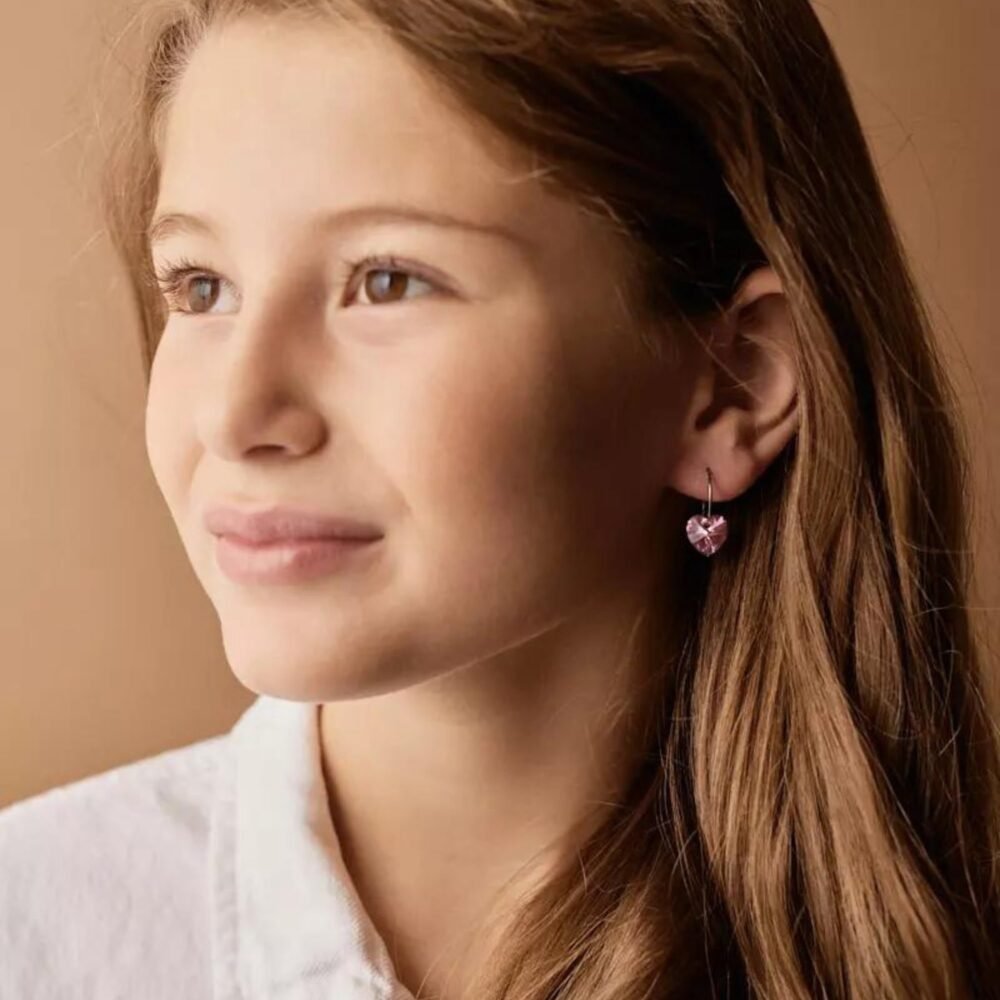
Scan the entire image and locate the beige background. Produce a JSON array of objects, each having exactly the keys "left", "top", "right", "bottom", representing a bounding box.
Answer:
[{"left": 1, "top": 1, "right": 997, "bottom": 808}]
